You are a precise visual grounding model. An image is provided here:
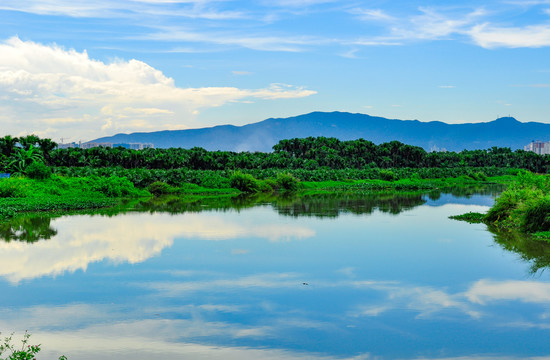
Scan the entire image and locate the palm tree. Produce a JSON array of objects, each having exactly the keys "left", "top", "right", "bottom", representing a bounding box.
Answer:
[{"left": 0, "top": 135, "right": 19, "bottom": 157}]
